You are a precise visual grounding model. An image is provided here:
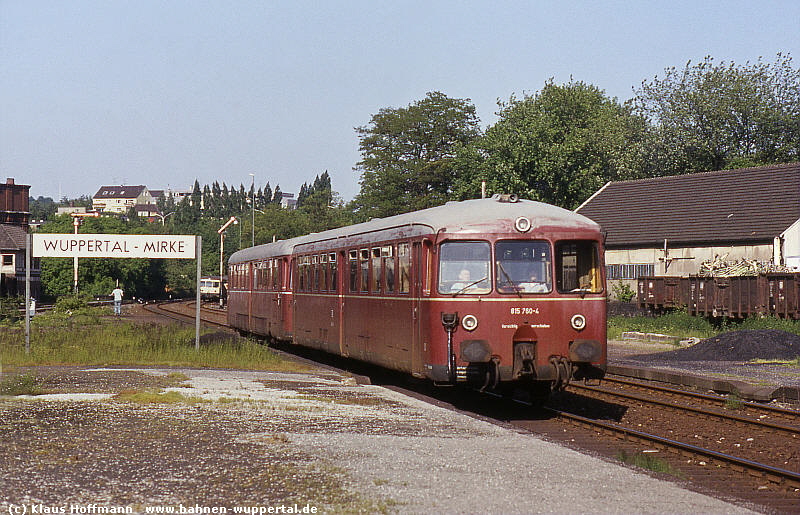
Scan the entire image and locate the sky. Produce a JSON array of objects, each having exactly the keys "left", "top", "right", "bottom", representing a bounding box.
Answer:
[{"left": 2, "top": 1, "right": 799, "bottom": 202}]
